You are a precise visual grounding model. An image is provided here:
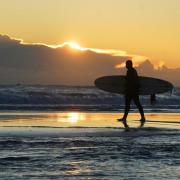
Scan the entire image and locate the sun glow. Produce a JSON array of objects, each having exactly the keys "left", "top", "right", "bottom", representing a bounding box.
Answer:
[
  {"left": 68, "top": 42, "right": 81, "bottom": 50},
  {"left": 61, "top": 41, "right": 85, "bottom": 51},
  {"left": 62, "top": 41, "right": 128, "bottom": 55}
]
